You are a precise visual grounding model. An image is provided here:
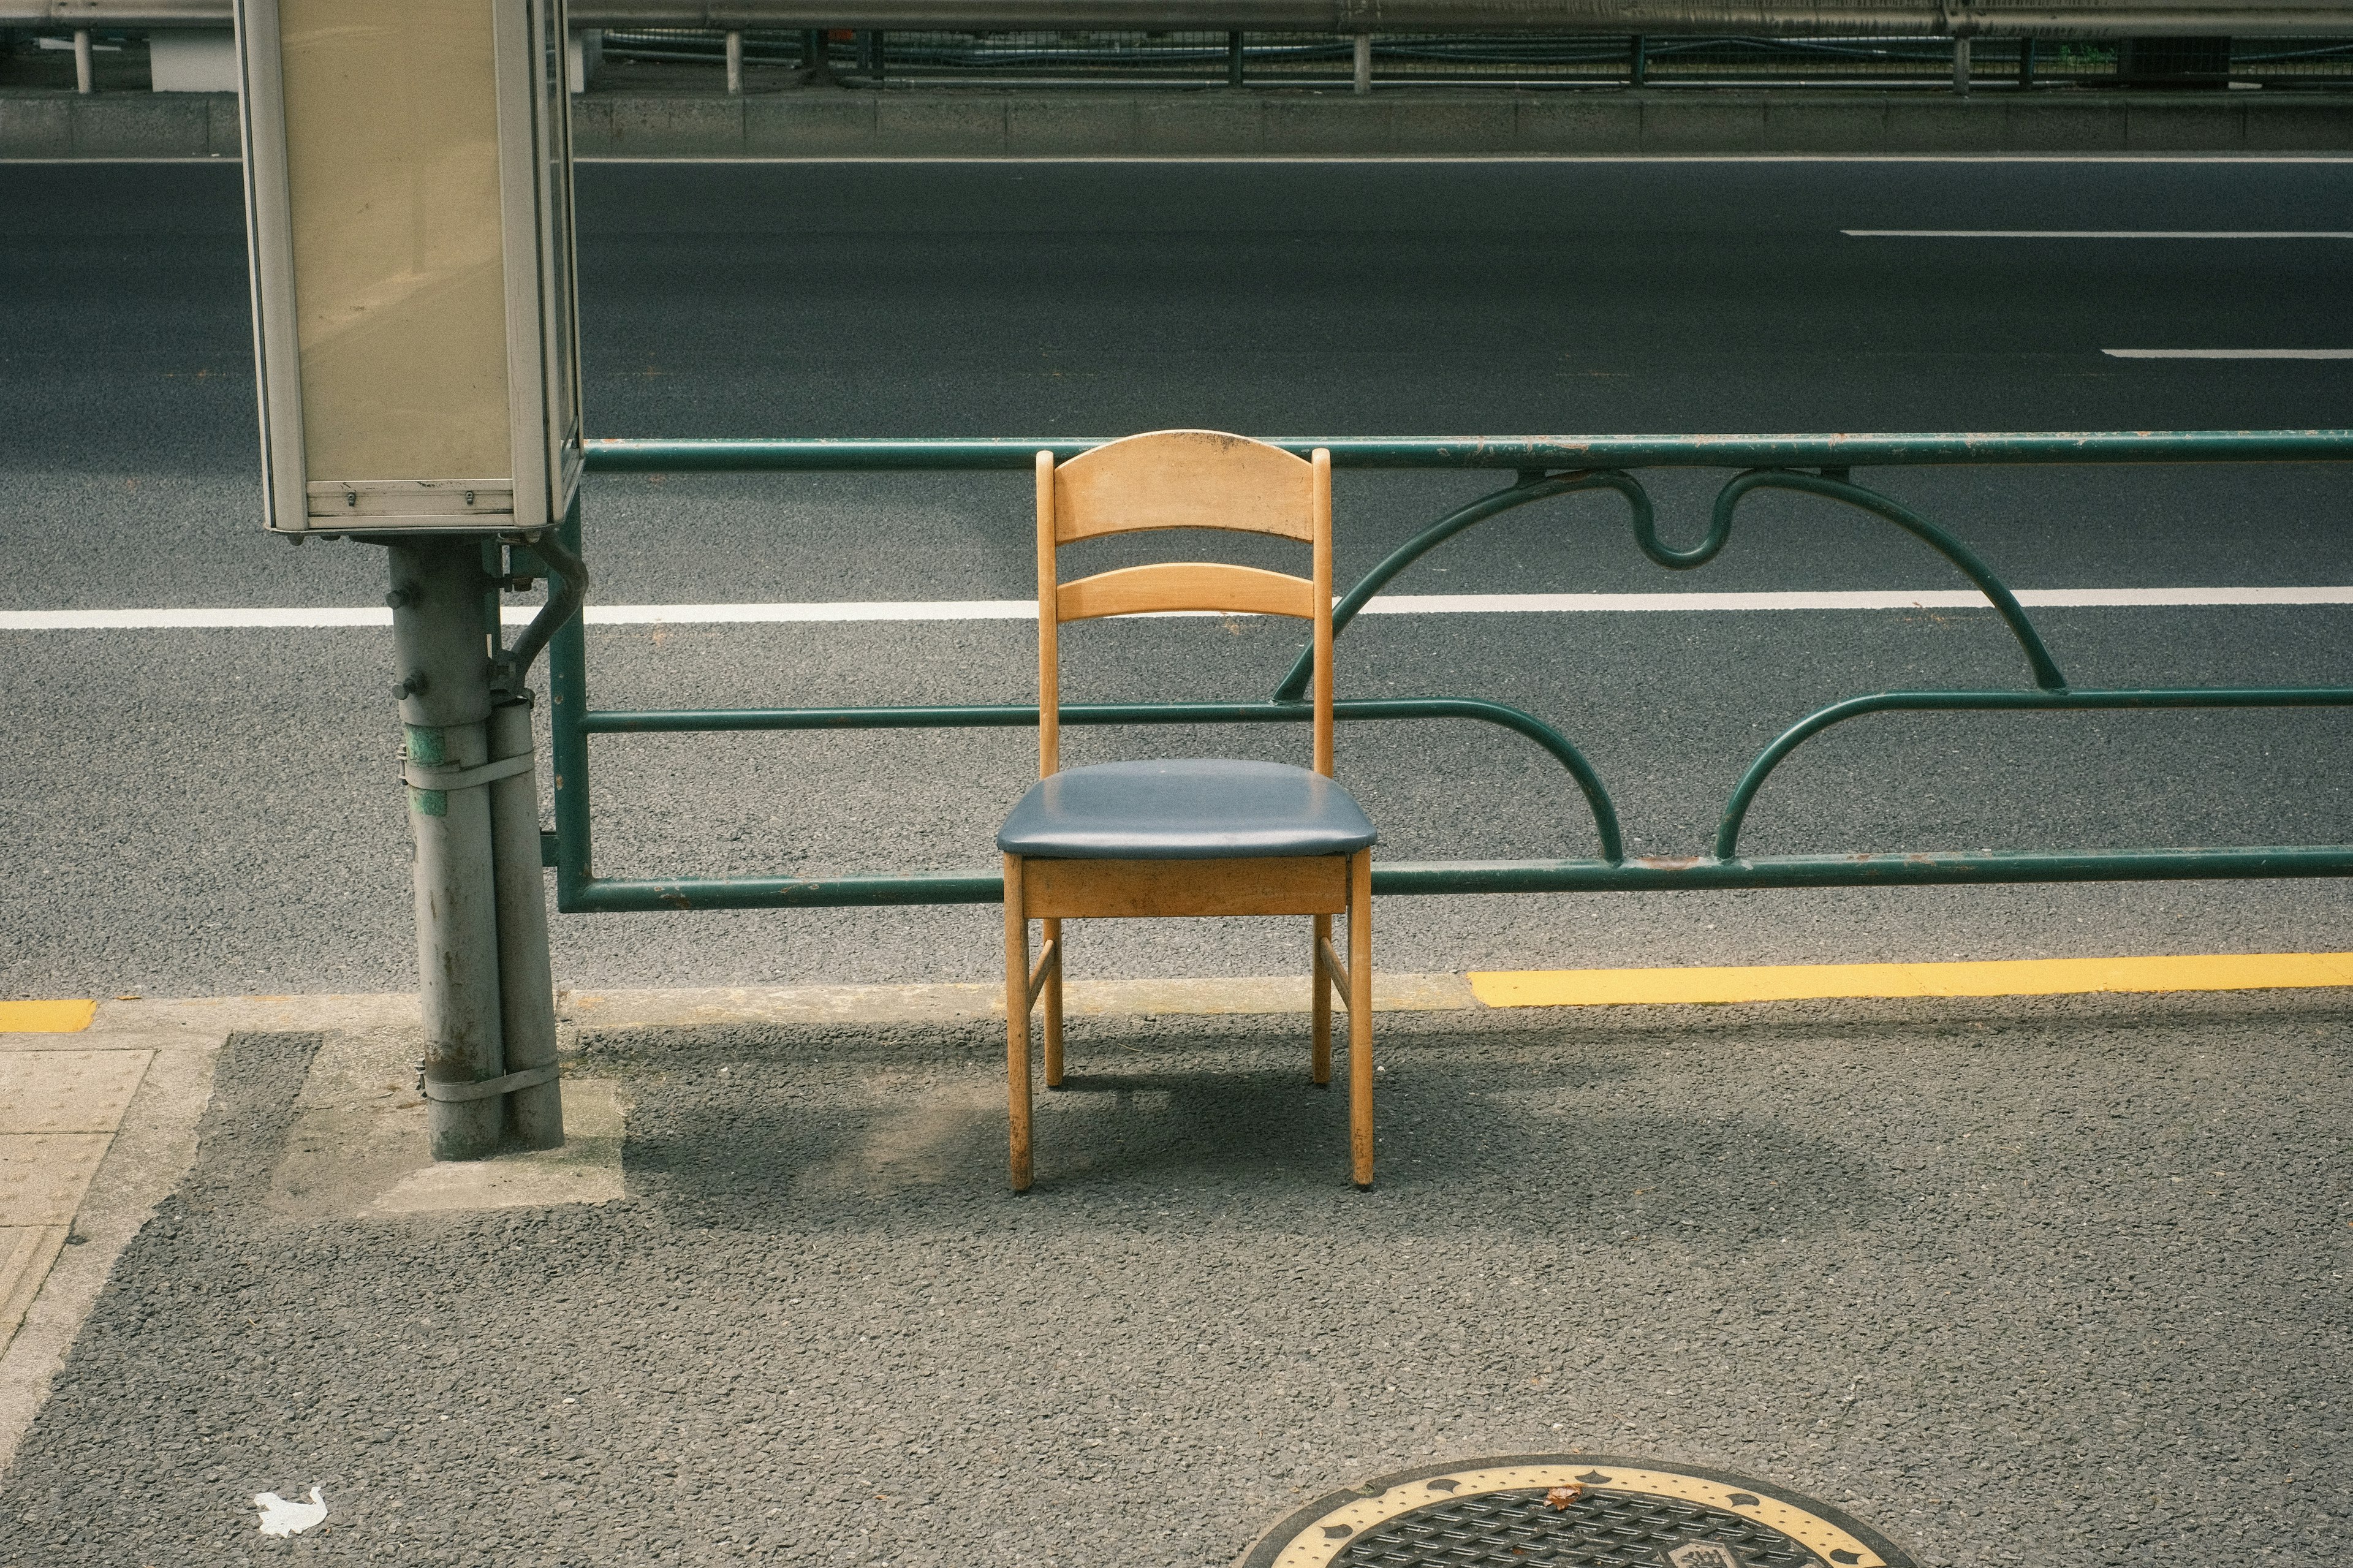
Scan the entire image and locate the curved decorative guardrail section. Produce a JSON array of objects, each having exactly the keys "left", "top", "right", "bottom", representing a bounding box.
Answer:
[
  {"left": 1268, "top": 464, "right": 2065, "bottom": 700},
  {"left": 1714, "top": 686, "right": 2353, "bottom": 859},
  {"left": 545, "top": 430, "right": 2353, "bottom": 912}
]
